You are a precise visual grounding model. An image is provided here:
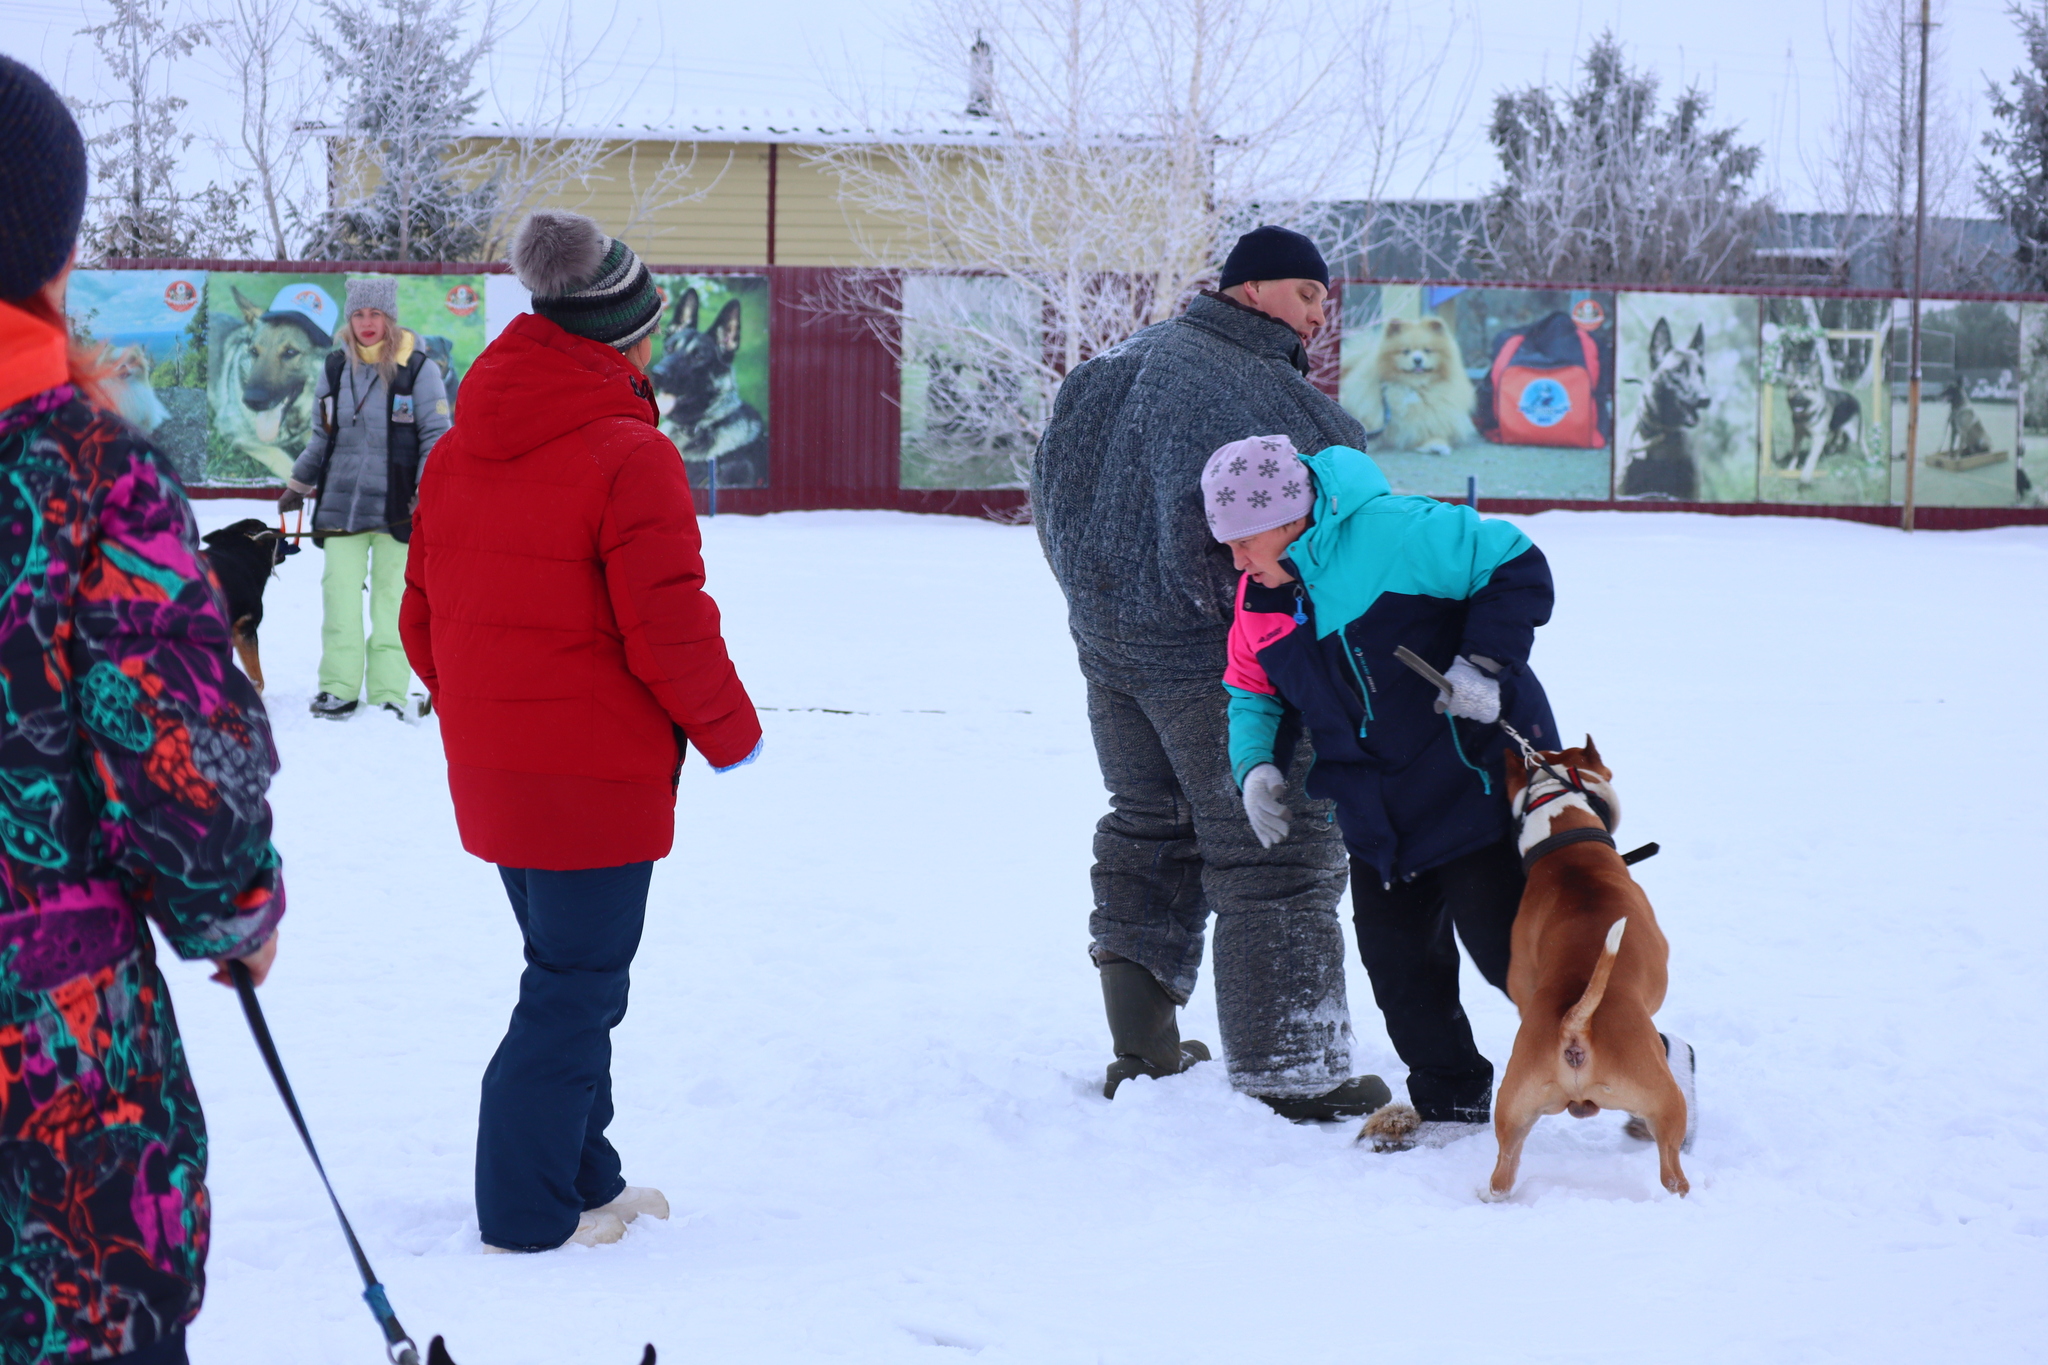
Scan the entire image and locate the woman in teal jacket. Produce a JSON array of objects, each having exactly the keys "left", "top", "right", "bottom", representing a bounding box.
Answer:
[{"left": 1204, "top": 435, "right": 1559, "bottom": 1141}]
